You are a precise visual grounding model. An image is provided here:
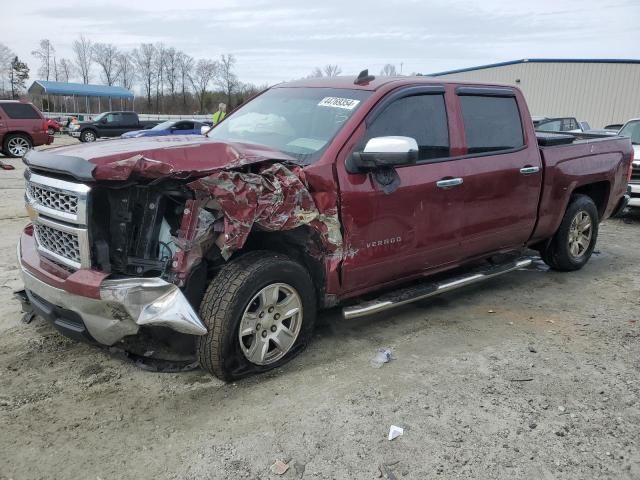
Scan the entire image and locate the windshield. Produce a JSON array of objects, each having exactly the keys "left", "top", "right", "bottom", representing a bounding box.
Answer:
[
  {"left": 91, "top": 112, "right": 107, "bottom": 122},
  {"left": 619, "top": 120, "right": 640, "bottom": 145},
  {"left": 207, "top": 87, "right": 371, "bottom": 163},
  {"left": 152, "top": 120, "right": 175, "bottom": 131}
]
